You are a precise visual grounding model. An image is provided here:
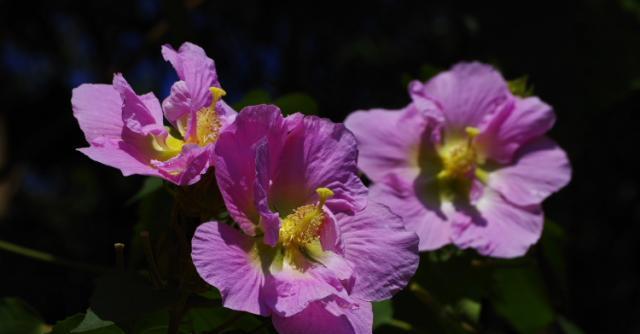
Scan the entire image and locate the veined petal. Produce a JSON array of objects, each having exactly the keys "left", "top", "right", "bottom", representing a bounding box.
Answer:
[
  {"left": 344, "top": 106, "right": 426, "bottom": 184},
  {"left": 272, "top": 297, "right": 372, "bottom": 334},
  {"left": 152, "top": 144, "right": 213, "bottom": 186},
  {"left": 78, "top": 141, "right": 160, "bottom": 177},
  {"left": 488, "top": 137, "right": 571, "bottom": 206},
  {"left": 369, "top": 176, "right": 452, "bottom": 252},
  {"left": 214, "top": 104, "right": 288, "bottom": 236},
  {"left": 72, "top": 84, "right": 124, "bottom": 143},
  {"left": 270, "top": 116, "right": 367, "bottom": 216},
  {"left": 191, "top": 222, "right": 270, "bottom": 316},
  {"left": 416, "top": 62, "right": 510, "bottom": 131},
  {"left": 476, "top": 96, "right": 556, "bottom": 163},
  {"left": 451, "top": 187, "right": 544, "bottom": 258},
  {"left": 337, "top": 202, "right": 419, "bottom": 301},
  {"left": 112, "top": 73, "right": 165, "bottom": 137}
]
